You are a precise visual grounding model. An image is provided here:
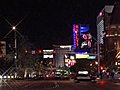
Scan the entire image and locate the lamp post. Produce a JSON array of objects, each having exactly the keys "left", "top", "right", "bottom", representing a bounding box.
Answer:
[
  {"left": 13, "top": 26, "right": 17, "bottom": 70},
  {"left": 2, "top": 17, "right": 26, "bottom": 78}
]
